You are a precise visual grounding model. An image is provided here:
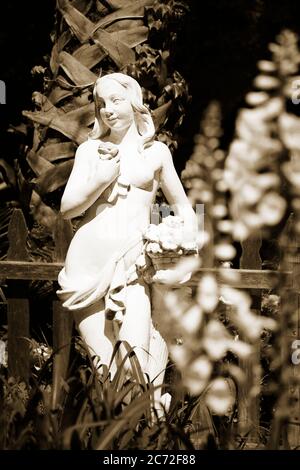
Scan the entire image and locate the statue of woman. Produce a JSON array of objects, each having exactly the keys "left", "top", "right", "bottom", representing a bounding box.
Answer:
[{"left": 57, "top": 73, "right": 197, "bottom": 408}]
